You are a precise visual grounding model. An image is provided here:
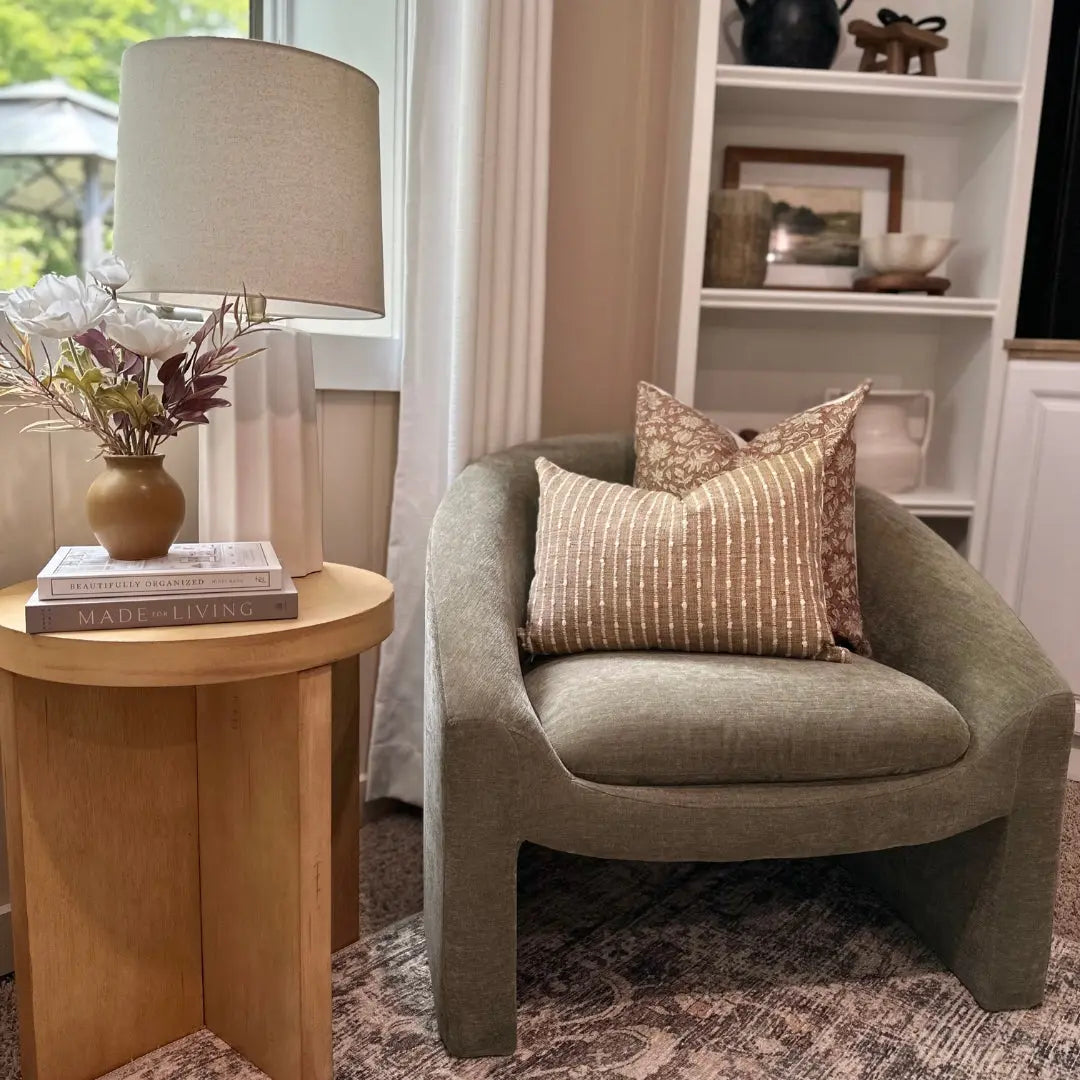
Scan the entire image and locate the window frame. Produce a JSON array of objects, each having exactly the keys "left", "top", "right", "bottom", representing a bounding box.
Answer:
[{"left": 256, "top": 0, "right": 408, "bottom": 393}]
